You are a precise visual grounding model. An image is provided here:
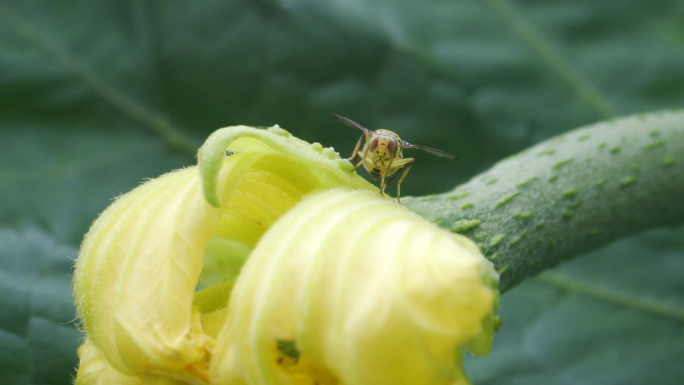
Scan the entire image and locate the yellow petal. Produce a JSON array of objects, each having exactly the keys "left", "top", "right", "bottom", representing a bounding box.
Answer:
[
  {"left": 73, "top": 126, "right": 375, "bottom": 384},
  {"left": 212, "top": 188, "right": 498, "bottom": 385},
  {"left": 198, "top": 125, "right": 371, "bottom": 208},
  {"left": 76, "top": 339, "right": 195, "bottom": 385},
  {"left": 76, "top": 339, "right": 144, "bottom": 385}
]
